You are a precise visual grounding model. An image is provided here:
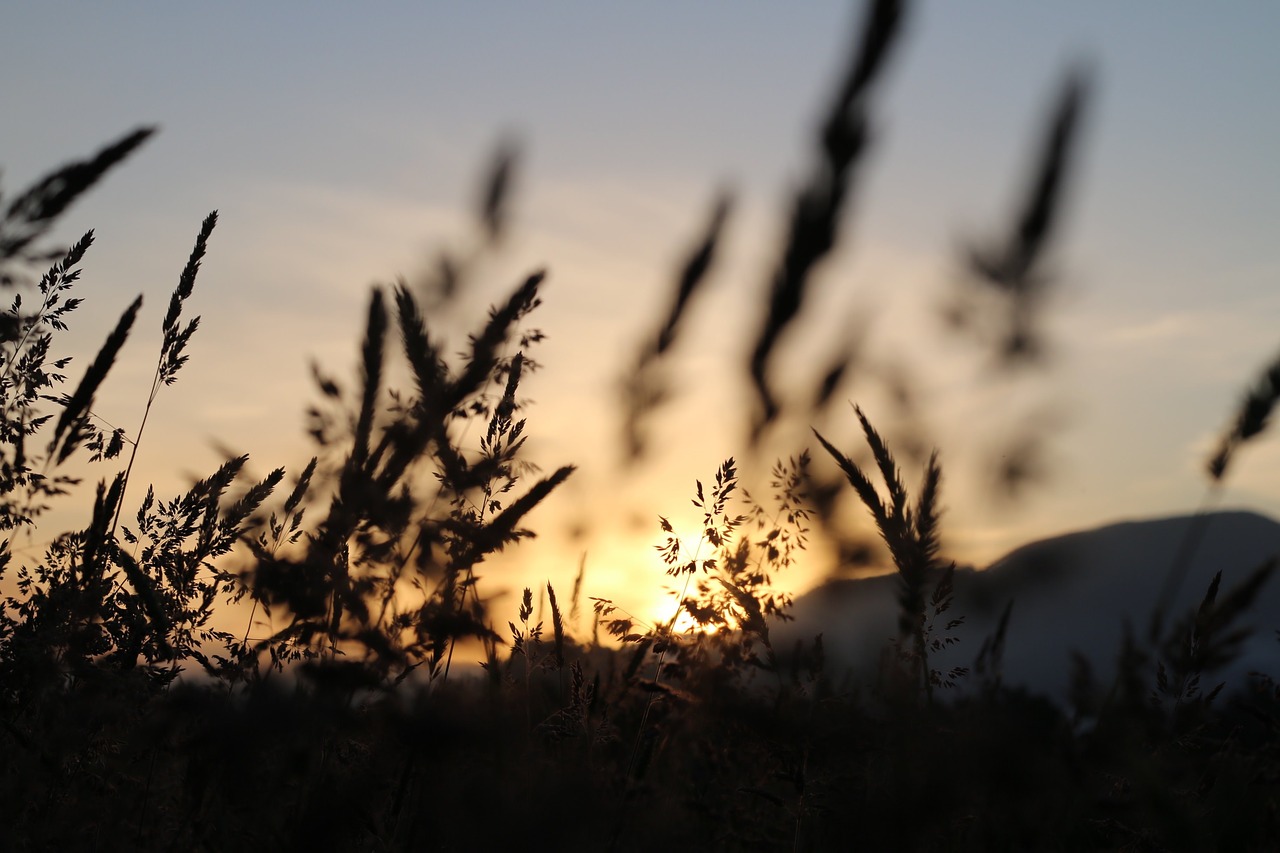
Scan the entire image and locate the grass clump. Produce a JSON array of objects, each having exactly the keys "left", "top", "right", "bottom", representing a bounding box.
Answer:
[{"left": 3, "top": 1, "right": 1280, "bottom": 850}]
